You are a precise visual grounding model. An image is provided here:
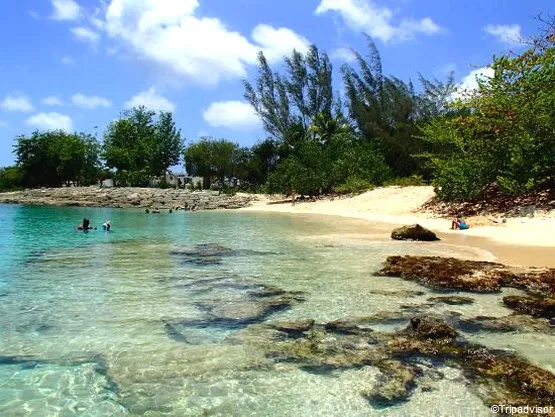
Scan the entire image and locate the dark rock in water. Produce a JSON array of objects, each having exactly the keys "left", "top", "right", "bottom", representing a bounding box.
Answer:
[
  {"left": 325, "top": 318, "right": 375, "bottom": 335},
  {"left": 402, "top": 316, "right": 459, "bottom": 341},
  {"left": 236, "top": 314, "right": 555, "bottom": 410},
  {"left": 503, "top": 295, "right": 555, "bottom": 318},
  {"left": 179, "top": 256, "right": 223, "bottom": 266},
  {"left": 365, "top": 360, "right": 421, "bottom": 407},
  {"left": 369, "top": 289, "right": 426, "bottom": 298},
  {"left": 427, "top": 295, "right": 474, "bottom": 305},
  {"left": 379, "top": 256, "right": 505, "bottom": 292},
  {"left": 163, "top": 282, "right": 305, "bottom": 343},
  {"left": 391, "top": 224, "right": 440, "bottom": 241},
  {"left": 169, "top": 243, "right": 279, "bottom": 267},
  {"left": 458, "top": 314, "right": 554, "bottom": 334},
  {"left": 163, "top": 320, "right": 190, "bottom": 343},
  {"left": 273, "top": 320, "right": 315, "bottom": 337}
]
